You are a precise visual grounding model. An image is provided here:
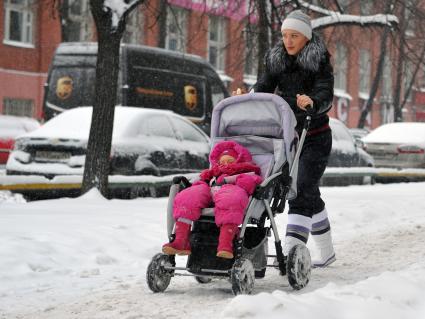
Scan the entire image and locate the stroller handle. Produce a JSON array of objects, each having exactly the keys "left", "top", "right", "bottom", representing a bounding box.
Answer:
[{"left": 289, "top": 105, "right": 313, "bottom": 178}]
